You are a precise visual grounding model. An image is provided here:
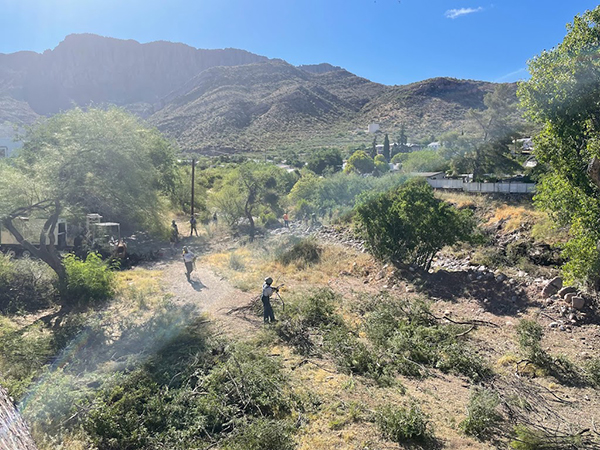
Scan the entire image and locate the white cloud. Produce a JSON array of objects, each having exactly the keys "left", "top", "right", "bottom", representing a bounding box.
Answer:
[
  {"left": 444, "top": 7, "right": 484, "bottom": 19},
  {"left": 494, "top": 67, "right": 529, "bottom": 82}
]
